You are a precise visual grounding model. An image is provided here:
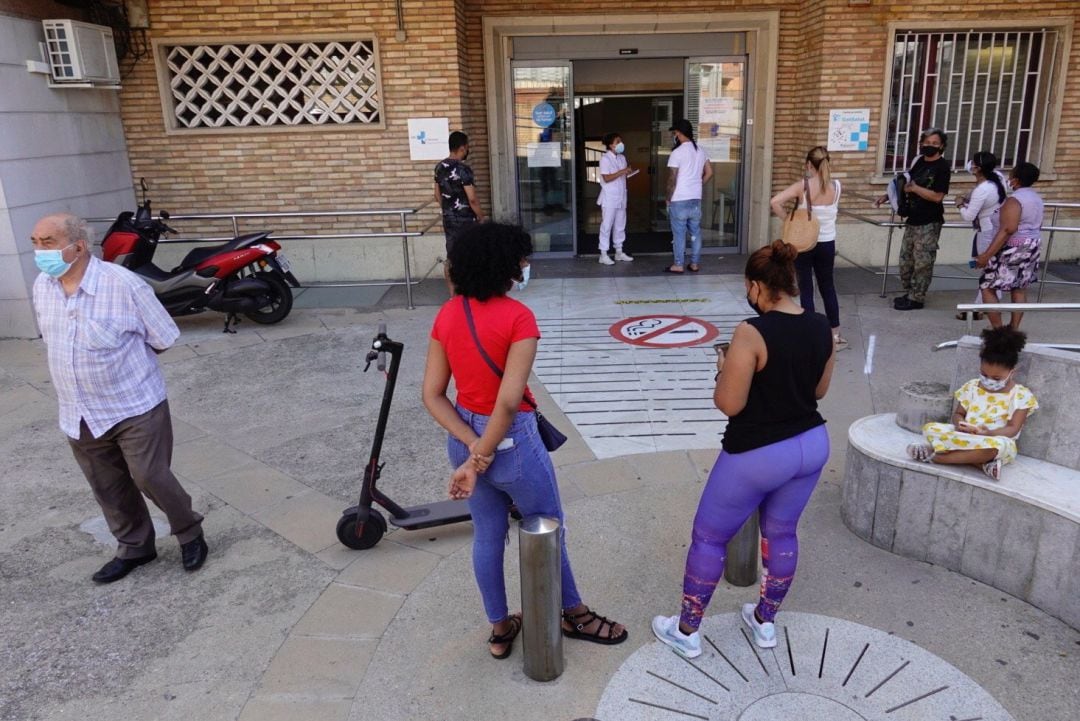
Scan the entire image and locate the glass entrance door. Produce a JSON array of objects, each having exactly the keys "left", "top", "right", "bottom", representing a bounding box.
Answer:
[
  {"left": 686, "top": 57, "right": 746, "bottom": 251},
  {"left": 511, "top": 62, "right": 575, "bottom": 253}
]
